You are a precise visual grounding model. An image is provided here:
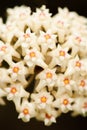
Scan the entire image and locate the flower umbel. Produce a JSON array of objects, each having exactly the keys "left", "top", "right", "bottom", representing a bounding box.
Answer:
[{"left": 0, "top": 5, "right": 87, "bottom": 126}]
